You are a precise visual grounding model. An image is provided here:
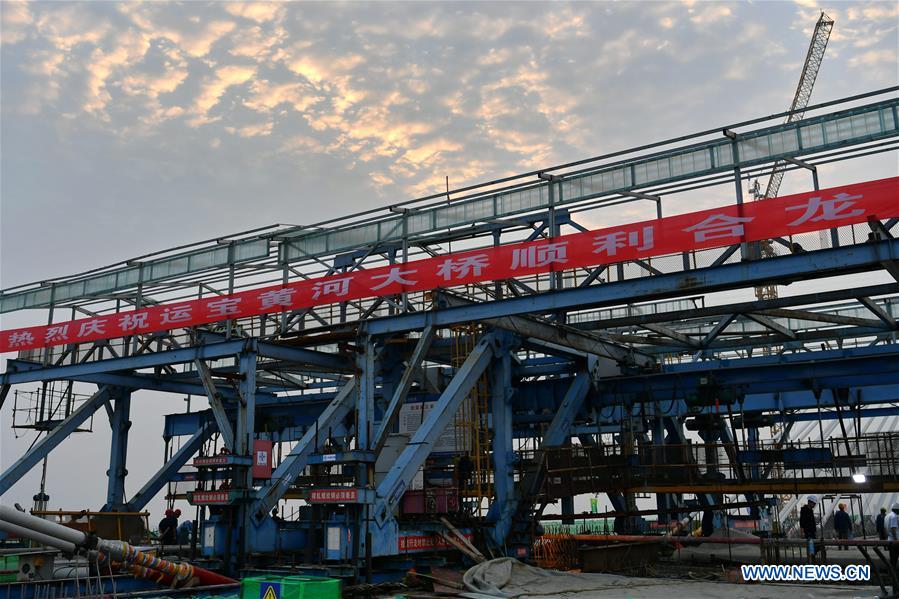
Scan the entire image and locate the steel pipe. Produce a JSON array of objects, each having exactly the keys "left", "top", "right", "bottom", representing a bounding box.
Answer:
[
  {"left": 541, "top": 533, "right": 899, "bottom": 547},
  {"left": 0, "top": 505, "right": 87, "bottom": 547},
  {"left": 0, "top": 519, "right": 77, "bottom": 553}
]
